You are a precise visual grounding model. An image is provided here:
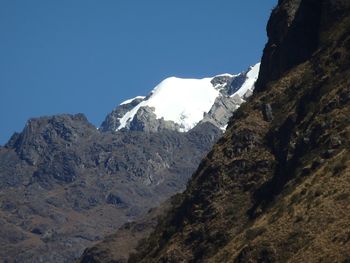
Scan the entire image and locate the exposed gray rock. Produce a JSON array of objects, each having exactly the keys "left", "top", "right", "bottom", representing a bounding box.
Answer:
[
  {"left": 0, "top": 114, "right": 222, "bottom": 262},
  {"left": 211, "top": 73, "right": 247, "bottom": 96},
  {"left": 211, "top": 75, "right": 233, "bottom": 87},
  {"left": 201, "top": 94, "right": 243, "bottom": 129},
  {"left": 243, "top": 88, "right": 254, "bottom": 100},
  {"left": 100, "top": 97, "right": 145, "bottom": 132},
  {"left": 225, "top": 74, "right": 247, "bottom": 95},
  {"left": 262, "top": 103, "right": 274, "bottom": 122},
  {"left": 129, "top": 106, "right": 181, "bottom": 132}
]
